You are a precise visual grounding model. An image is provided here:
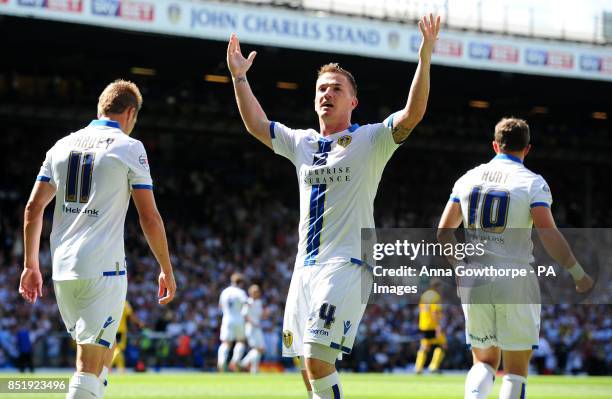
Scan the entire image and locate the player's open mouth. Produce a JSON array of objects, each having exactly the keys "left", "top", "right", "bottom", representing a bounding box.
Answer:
[{"left": 321, "top": 103, "right": 334, "bottom": 109}]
